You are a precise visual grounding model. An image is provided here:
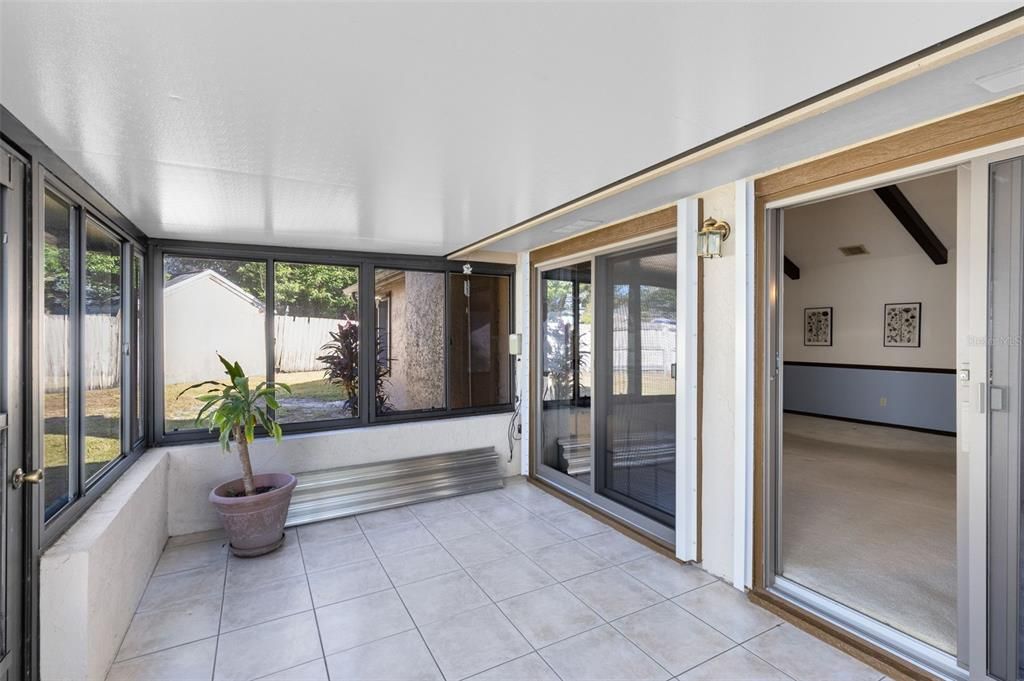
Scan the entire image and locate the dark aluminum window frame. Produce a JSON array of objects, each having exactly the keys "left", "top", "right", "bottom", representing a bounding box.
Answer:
[
  {"left": 35, "top": 167, "right": 148, "bottom": 548},
  {"left": 150, "top": 239, "right": 515, "bottom": 446}
]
